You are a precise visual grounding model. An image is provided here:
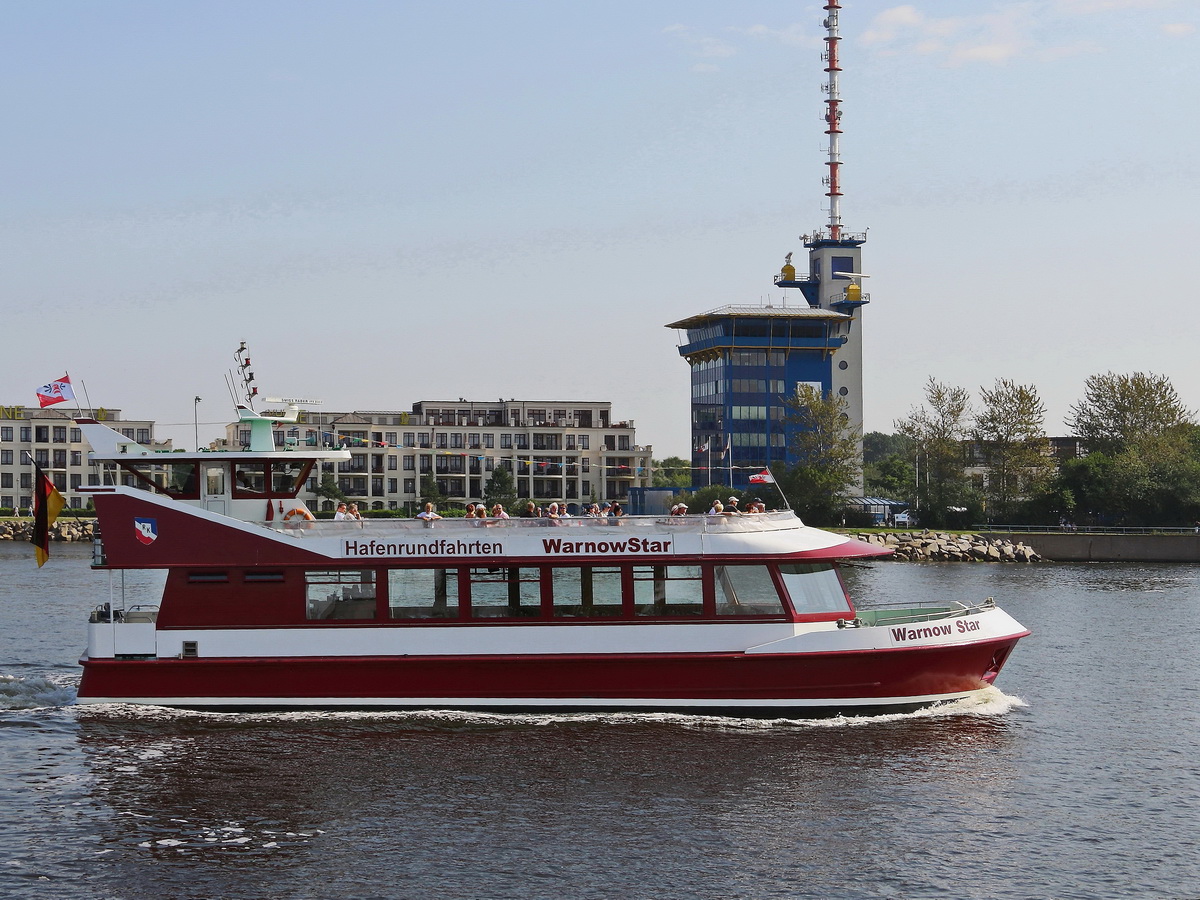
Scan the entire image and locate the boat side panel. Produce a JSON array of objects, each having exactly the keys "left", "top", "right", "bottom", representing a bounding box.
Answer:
[{"left": 77, "top": 637, "right": 1022, "bottom": 707}]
